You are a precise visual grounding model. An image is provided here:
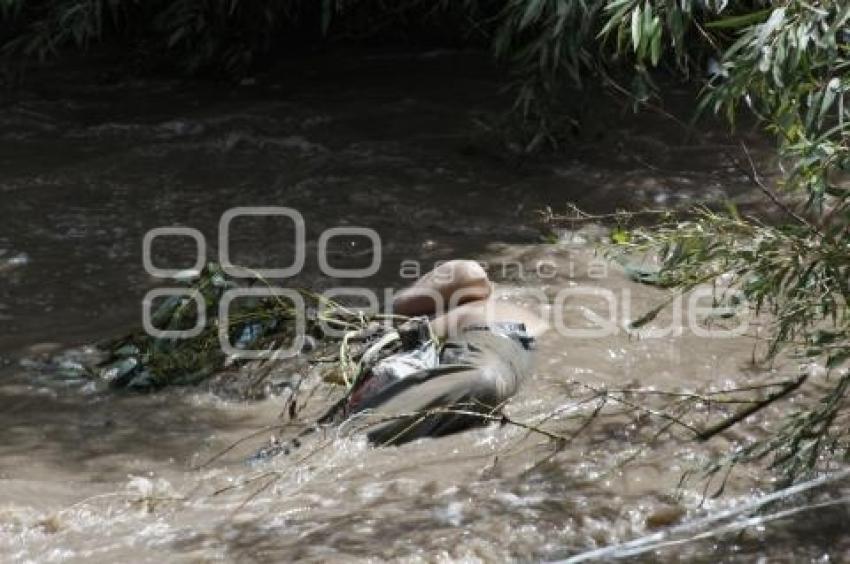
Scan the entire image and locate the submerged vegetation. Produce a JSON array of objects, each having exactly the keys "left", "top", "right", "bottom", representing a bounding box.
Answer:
[
  {"left": 98, "top": 263, "right": 312, "bottom": 391},
  {"left": 3, "top": 2, "right": 848, "bottom": 485},
  {"left": 95, "top": 263, "right": 413, "bottom": 396}
]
